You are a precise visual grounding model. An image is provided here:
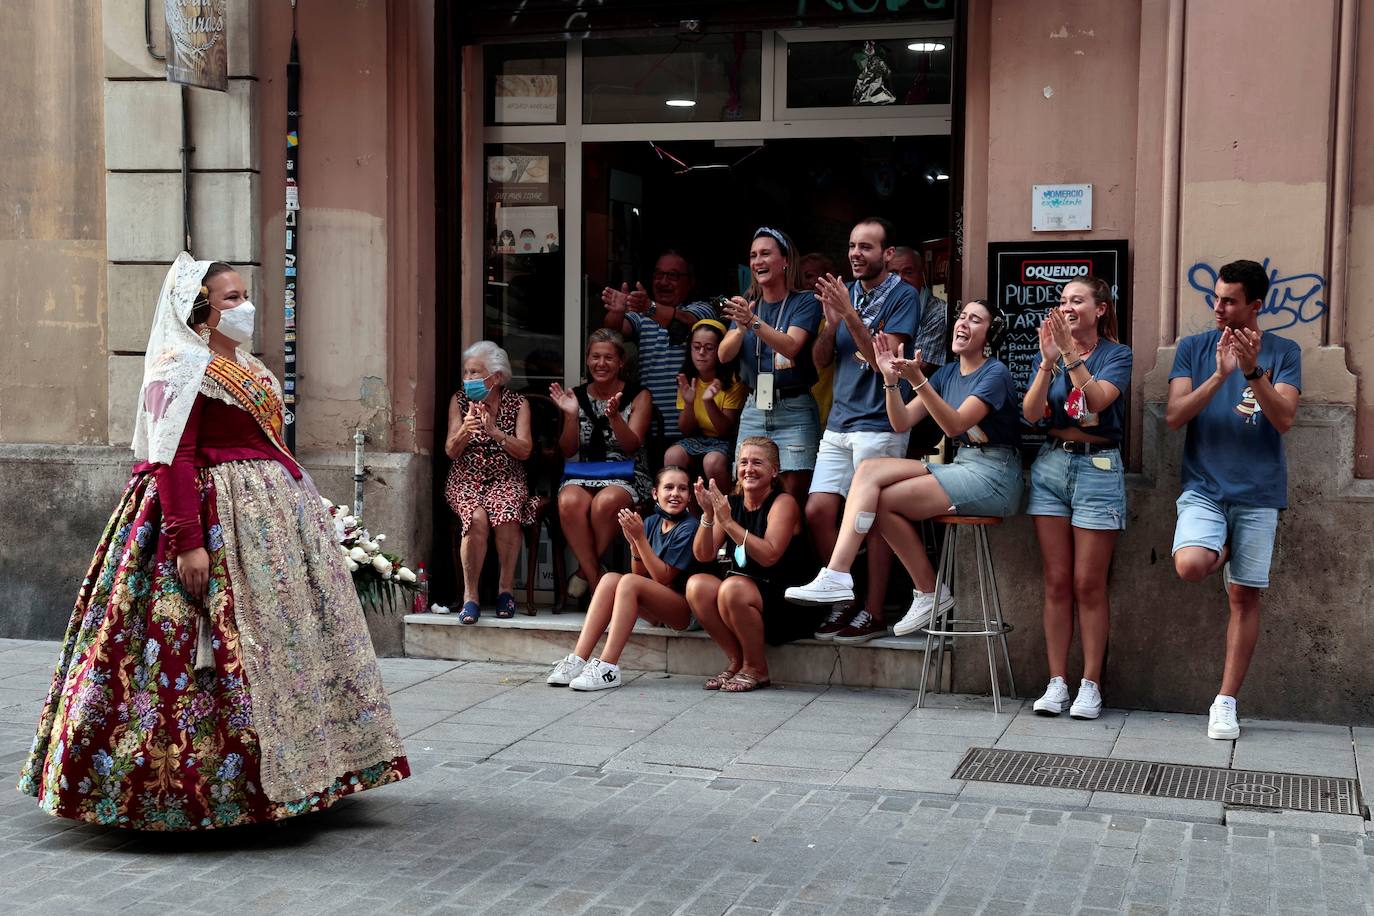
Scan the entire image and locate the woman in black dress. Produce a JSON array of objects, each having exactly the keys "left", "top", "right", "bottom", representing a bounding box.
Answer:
[{"left": 686, "top": 436, "right": 817, "bottom": 692}]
